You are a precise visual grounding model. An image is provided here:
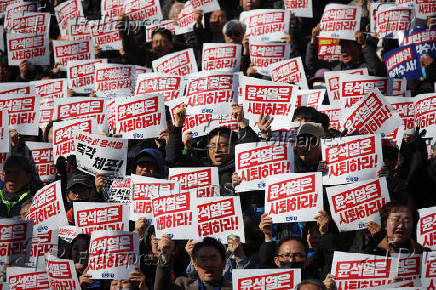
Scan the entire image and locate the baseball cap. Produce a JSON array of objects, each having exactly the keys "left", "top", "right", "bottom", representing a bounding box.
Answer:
[{"left": 67, "top": 171, "right": 92, "bottom": 191}]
